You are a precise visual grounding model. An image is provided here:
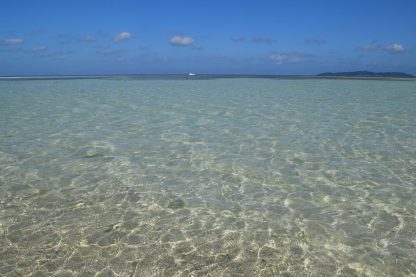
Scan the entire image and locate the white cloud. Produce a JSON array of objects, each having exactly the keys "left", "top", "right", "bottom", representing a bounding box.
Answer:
[
  {"left": 0, "top": 38, "right": 25, "bottom": 45},
  {"left": 81, "top": 35, "right": 96, "bottom": 42},
  {"left": 113, "top": 32, "right": 132, "bottom": 42},
  {"left": 385, "top": 43, "right": 407, "bottom": 54},
  {"left": 99, "top": 47, "right": 115, "bottom": 55},
  {"left": 170, "top": 35, "right": 194, "bottom": 46},
  {"left": 32, "top": 46, "right": 47, "bottom": 53},
  {"left": 270, "top": 51, "right": 312, "bottom": 64},
  {"left": 356, "top": 41, "right": 380, "bottom": 52},
  {"left": 0, "top": 47, "right": 23, "bottom": 53},
  {"left": 58, "top": 34, "right": 74, "bottom": 45},
  {"left": 32, "top": 50, "right": 70, "bottom": 59},
  {"left": 356, "top": 42, "right": 409, "bottom": 54}
]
